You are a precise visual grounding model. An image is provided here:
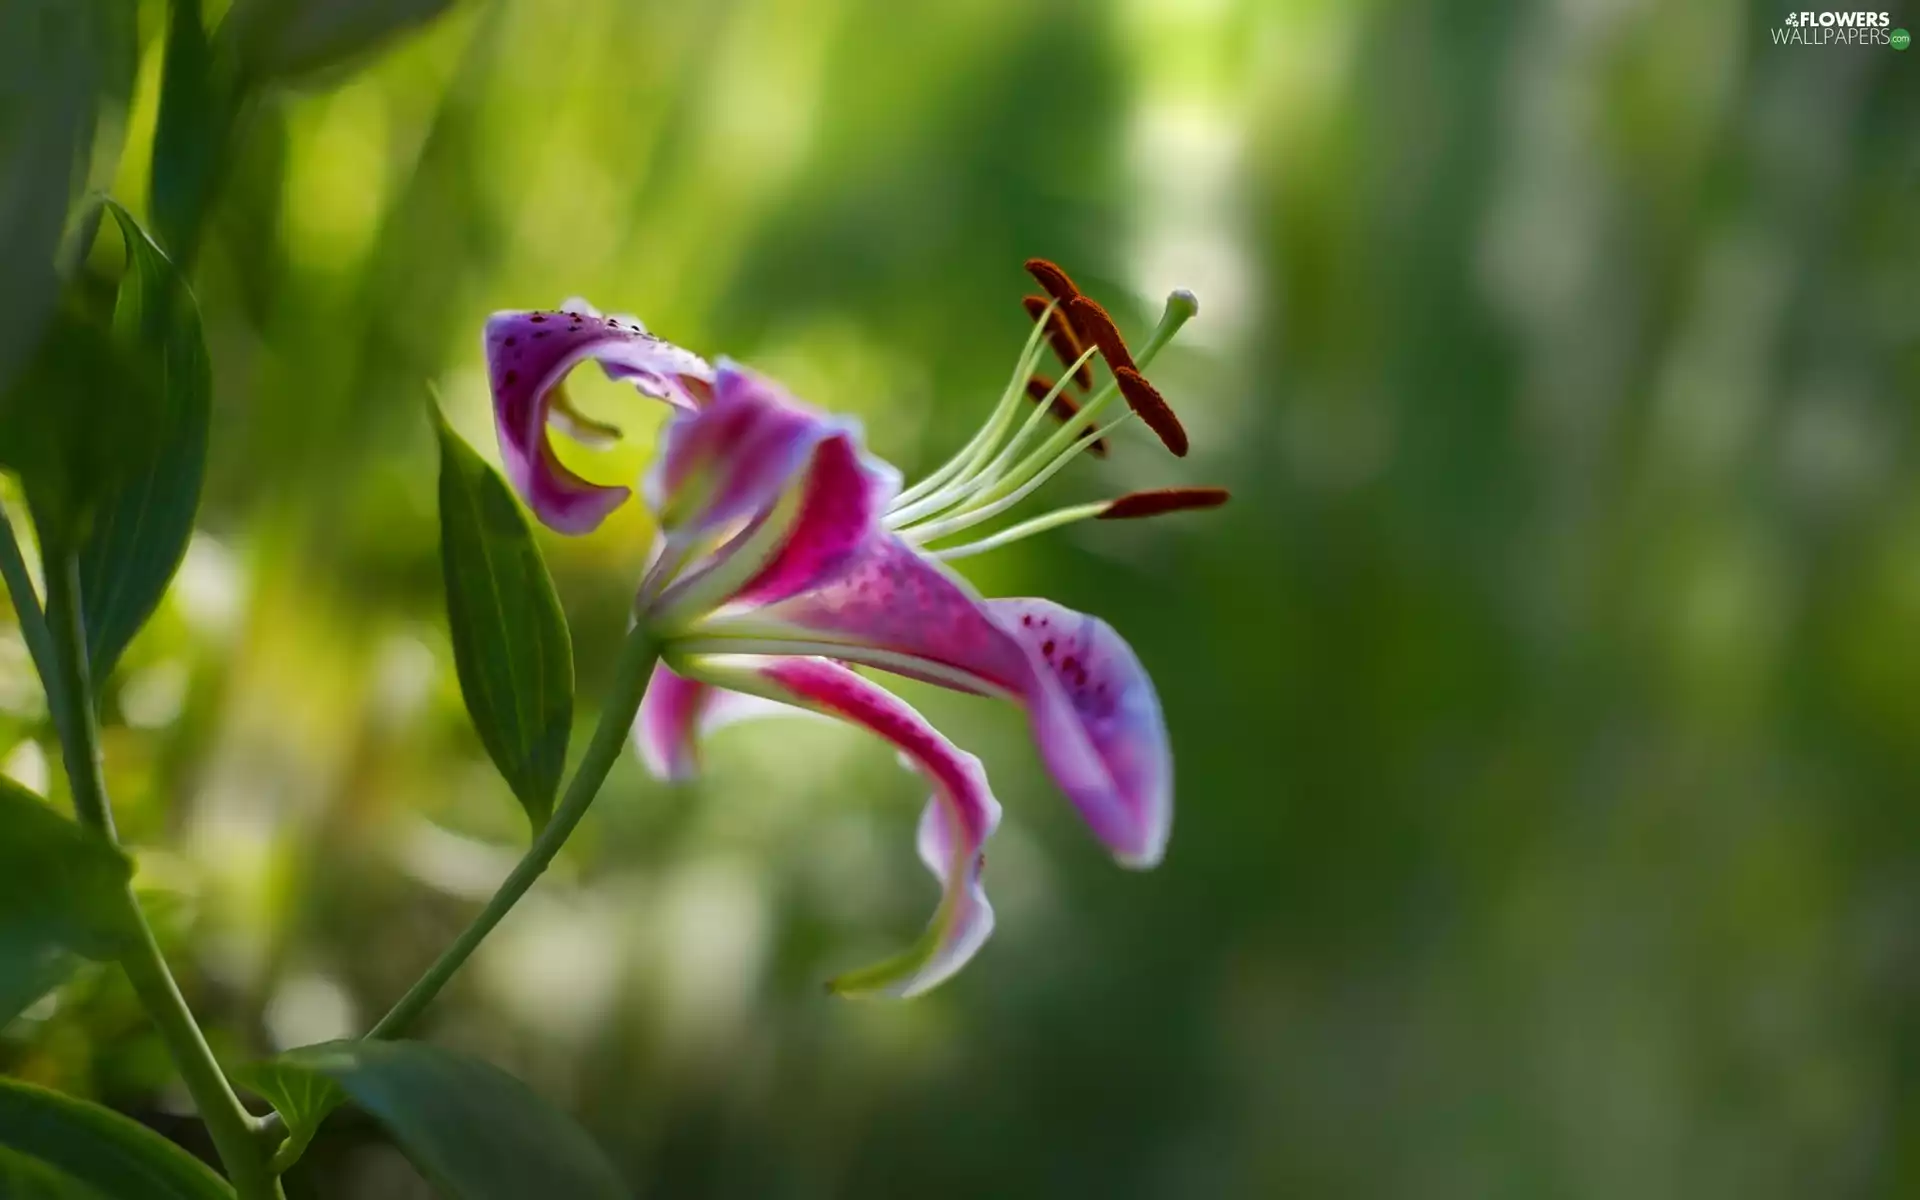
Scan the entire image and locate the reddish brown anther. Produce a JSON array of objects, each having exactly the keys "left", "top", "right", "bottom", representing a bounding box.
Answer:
[
  {"left": 1098, "top": 487, "right": 1230, "bottom": 520},
  {"left": 1022, "top": 295, "right": 1094, "bottom": 389},
  {"left": 1024, "top": 258, "right": 1082, "bottom": 306},
  {"left": 1024, "top": 375, "right": 1109, "bottom": 457},
  {"left": 1065, "top": 296, "right": 1138, "bottom": 376},
  {"left": 1112, "top": 366, "right": 1188, "bottom": 457}
]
